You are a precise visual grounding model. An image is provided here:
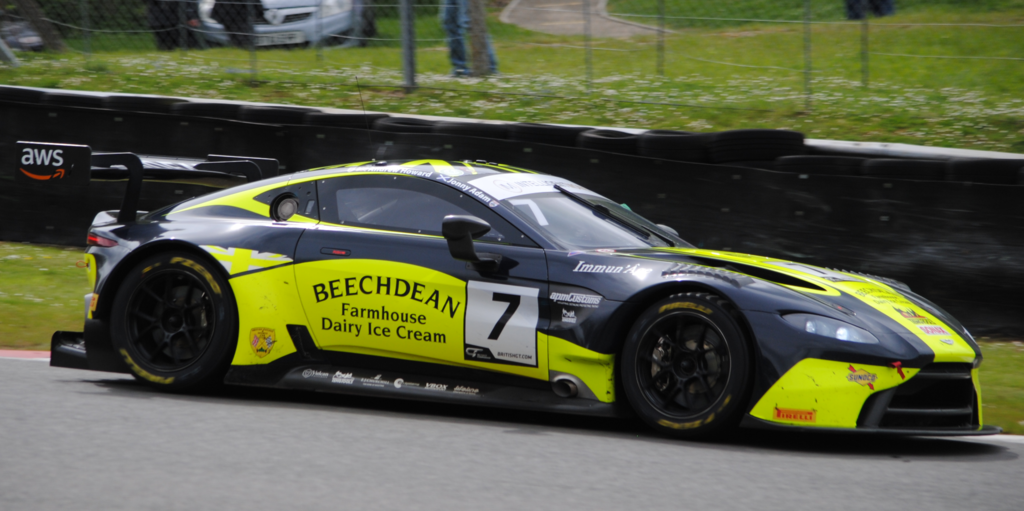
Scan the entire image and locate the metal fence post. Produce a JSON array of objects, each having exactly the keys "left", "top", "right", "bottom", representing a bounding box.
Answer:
[
  {"left": 802, "top": 0, "right": 812, "bottom": 111},
  {"left": 178, "top": 0, "right": 187, "bottom": 54},
  {"left": 861, "top": 0, "right": 869, "bottom": 87},
  {"left": 80, "top": 0, "right": 90, "bottom": 56},
  {"left": 248, "top": 0, "right": 258, "bottom": 83},
  {"left": 400, "top": 0, "right": 416, "bottom": 92},
  {"left": 656, "top": 0, "right": 664, "bottom": 76},
  {"left": 316, "top": 0, "right": 324, "bottom": 62},
  {"left": 582, "top": 0, "right": 592, "bottom": 93}
]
